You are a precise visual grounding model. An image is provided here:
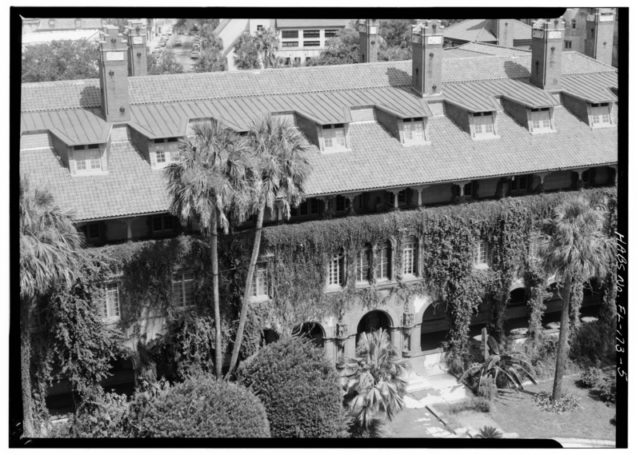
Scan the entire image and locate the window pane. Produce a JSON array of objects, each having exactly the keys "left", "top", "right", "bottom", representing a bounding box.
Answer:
[
  {"left": 282, "top": 30, "right": 298, "bottom": 39},
  {"left": 156, "top": 150, "right": 165, "bottom": 163},
  {"left": 375, "top": 243, "right": 390, "bottom": 280},
  {"left": 303, "top": 40, "right": 321, "bottom": 47},
  {"left": 325, "top": 29, "right": 337, "bottom": 38},
  {"left": 90, "top": 159, "right": 101, "bottom": 170},
  {"left": 303, "top": 29, "right": 320, "bottom": 38},
  {"left": 76, "top": 160, "right": 86, "bottom": 170},
  {"left": 282, "top": 41, "right": 298, "bottom": 47},
  {"left": 356, "top": 248, "right": 370, "bottom": 282}
]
